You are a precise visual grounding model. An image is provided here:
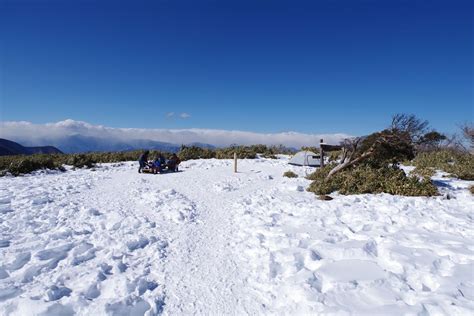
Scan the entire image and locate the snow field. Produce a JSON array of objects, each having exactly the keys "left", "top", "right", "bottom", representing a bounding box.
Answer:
[{"left": 0, "top": 157, "right": 473, "bottom": 315}]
